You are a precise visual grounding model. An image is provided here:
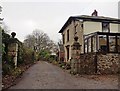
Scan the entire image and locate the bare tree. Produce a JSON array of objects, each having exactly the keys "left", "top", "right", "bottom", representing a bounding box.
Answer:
[
  {"left": 0, "top": 6, "right": 2, "bottom": 14},
  {"left": 32, "top": 29, "right": 50, "bottom": 51},
  {"left": 24, "top": 34, "right": 35, "bottom": 49},
  {"left": 58, "top": 39, "right": 63, "bottom": 45},
  {"left": 23, "top": 29, "right": 57, "bottom": 52},
  {"left": 57, "top": 39, "right": 64, "bottom": 52},
  {"left": 0, "top": 6, "right": 3, "bottom": 24},
  {"left": 1, "top": 22, "right": 10, "bottom": 33}
]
